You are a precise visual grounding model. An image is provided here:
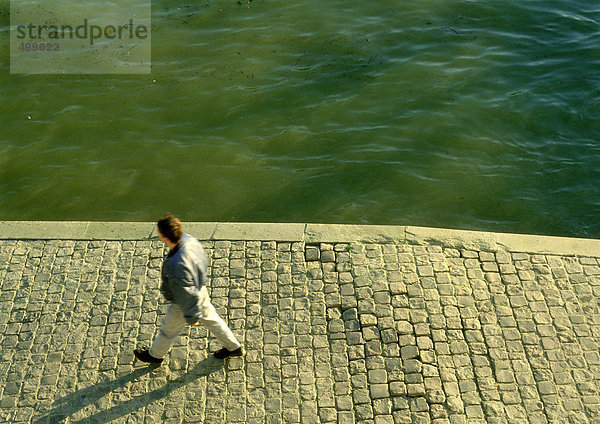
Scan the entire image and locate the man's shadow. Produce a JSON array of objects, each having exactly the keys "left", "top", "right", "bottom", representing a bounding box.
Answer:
[{"left": 33, "top": 356, "right": 223, "bottom": 424}]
